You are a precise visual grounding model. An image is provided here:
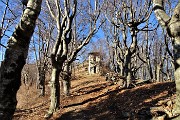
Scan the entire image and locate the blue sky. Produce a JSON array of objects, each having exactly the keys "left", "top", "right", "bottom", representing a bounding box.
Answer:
[{"left": 0, "top": 0, "right": 178, "bottom": 62}]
